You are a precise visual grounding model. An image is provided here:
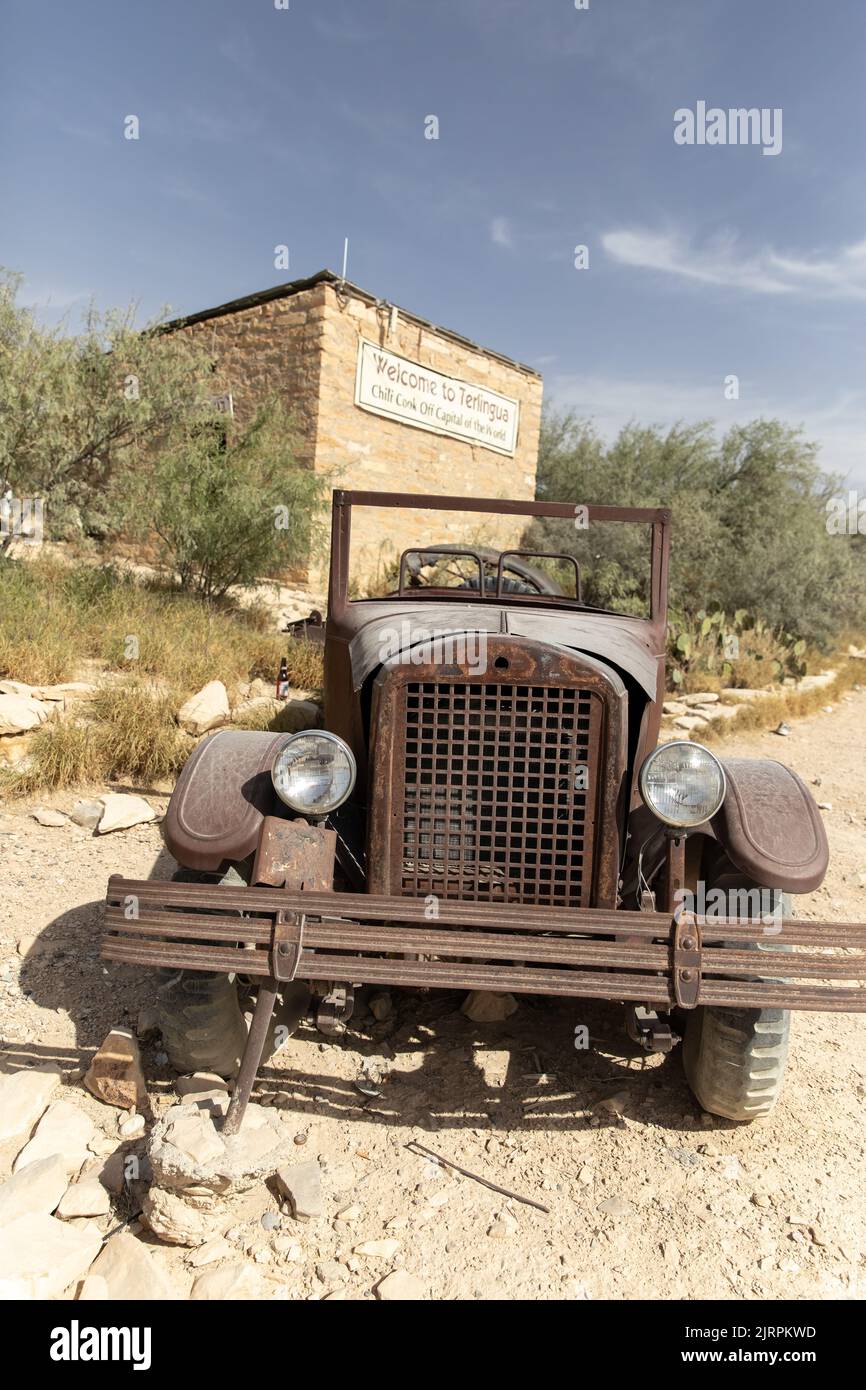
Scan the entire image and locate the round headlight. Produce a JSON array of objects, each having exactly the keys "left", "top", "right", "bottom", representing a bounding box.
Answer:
[
  {"left": 271, "top": 731, "right": 356, "bottom": 816},
  {"left": 638, "top": 741, "right": 726, "bottom": 829}
]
